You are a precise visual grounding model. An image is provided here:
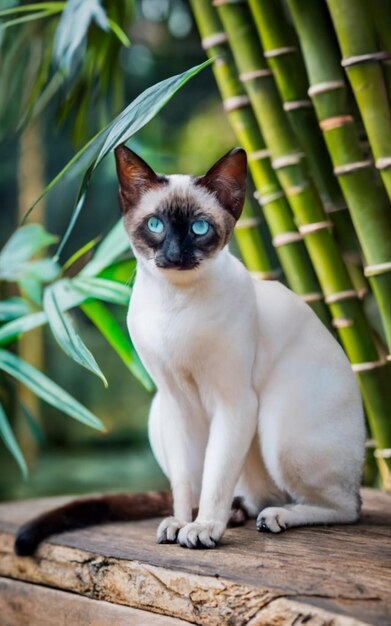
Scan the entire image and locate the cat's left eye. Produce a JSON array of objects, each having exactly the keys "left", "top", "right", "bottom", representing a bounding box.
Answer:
[{"left": 191, "top": 220, "right": 209, "bottom": 236}]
